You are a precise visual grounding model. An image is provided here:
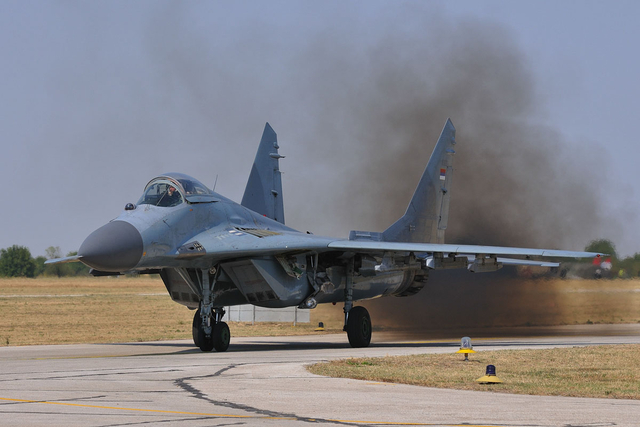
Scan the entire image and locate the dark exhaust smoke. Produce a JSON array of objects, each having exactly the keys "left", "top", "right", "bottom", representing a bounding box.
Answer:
[
  {"left": 342, "top": 22, "right": 612, "bottom": 331},
  {"left": 272, "top": 14, "right": 612, "bottom": 331}
]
